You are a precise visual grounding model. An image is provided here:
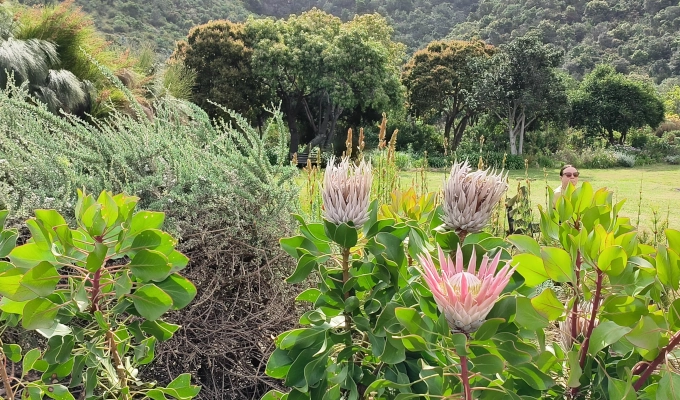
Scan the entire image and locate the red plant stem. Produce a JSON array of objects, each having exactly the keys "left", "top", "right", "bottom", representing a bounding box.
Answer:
[
  {"left": 0, "top": 354, "right": 14, "bottom": 400},
  {"left": 460, "top": 354, "right": 472, "bottom": 400},
  {"left": 633, "top": 330, "right": 680, "bottom": 391},
  {"left": 570, "top": 251, "right": 582, "bottom": 347},
  {"left": 570, "top": 268, "right": 604, "bottom": 398},
  {"left": 89, "top": 268, "right": 102, "bottom": 314}
]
